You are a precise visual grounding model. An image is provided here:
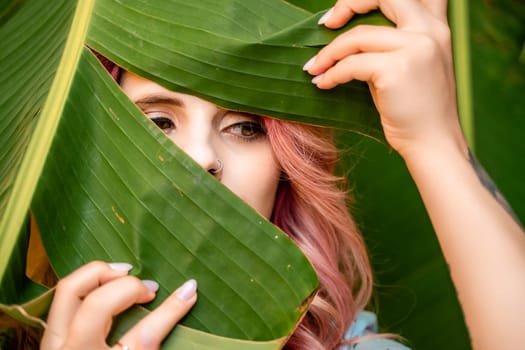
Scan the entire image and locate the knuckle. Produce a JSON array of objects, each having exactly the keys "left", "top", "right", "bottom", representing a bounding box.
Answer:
[
  {"left": 347, "top": 24, "right": 372, "bottom": 35},
  {"left": 416, "top": 35, "right": 438, "bottom": 54},
  {"left": 131, "top": 332, "right": 162, "bottom": 349},
  {"left": 66, "top": 323, "right": 83, "bottom": 340},
  {"left": 55, "top": 261, "right": 113, "bottom": 298},
  {"left": 393, "top": 55, "right": 414, "bottom": 75},
  {"left": 410, "top": 35, "right": 441, "bottom": 64},
  {"left": 434, "top": 22, "right": 452, "bottom": 46},
  {"left": 331, "top": 73, "right": 346, "bottom": 85},
  {"left": 322, "top": 72, "right": 341, "bottom": 87},
  {"left": 86, "top": 260, "right": 110, "bottom": 271},
  {"left": 55, "top": 277, "right": 75, "bottom": 297},
  {"left": 126, "top": 277, "right": 151, "bottom": 296},
  {"left": 57, "top": 261, "right": 102, "bottom": 286},
  {"left": 316, "top": 44, "right": 335, "bottom": 62},
  {"left": 338, "top": 0, "right": 363, "bottom": 13},
  {"left": 335, "top": 0, "right": 351, "bottom": 12},
  {"left": 120, "top": 275, "right": 148, "bottom": 293},
  {"left": 81, "top": 291, "right": 106, "bottom": 310}
]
